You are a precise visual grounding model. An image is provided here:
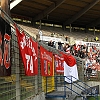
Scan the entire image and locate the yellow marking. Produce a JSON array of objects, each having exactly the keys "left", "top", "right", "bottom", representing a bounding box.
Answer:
[
  {"left": 42, "top": 56, "right": 55, "bottom": 93},
  {"left": 4, "top": 74, "right": 34, "bottom": 91}
]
